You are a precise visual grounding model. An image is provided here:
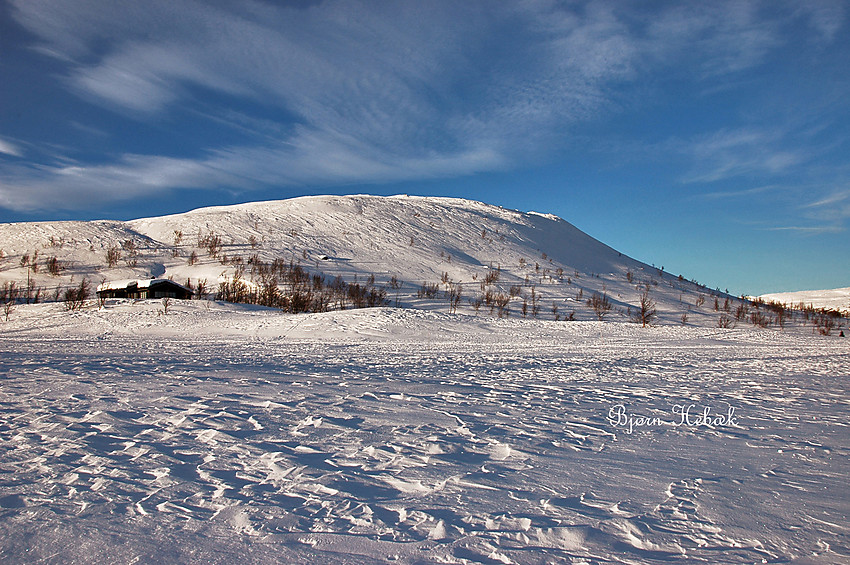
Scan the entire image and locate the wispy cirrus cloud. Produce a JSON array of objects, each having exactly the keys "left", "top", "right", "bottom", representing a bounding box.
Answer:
[
  {"left": 802, "top": 188, "right": 850, "bottom": 227},
  {"left": 0, "top": 130, "right": 503, "bottom": 212},
  {"left": 679, "top": 127, "right": 807, "bottom": 184},
  {"left": 1, "top": 0, "right": 845, "bottom": 211},
  {"left": 644, "top": 1, "right": 782, "bottom": 76},
  {"left": 763, "top": 225, "right": 845, "bottom": 234},
  {"left": 0, "top": 137, "right": 24, "bottom": 158},
  {"left": 746, "top": 187, "right": 850, "bottom": 234},
  {"left": 5, "top": 0, "right": 652, "bottom": 209}
]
